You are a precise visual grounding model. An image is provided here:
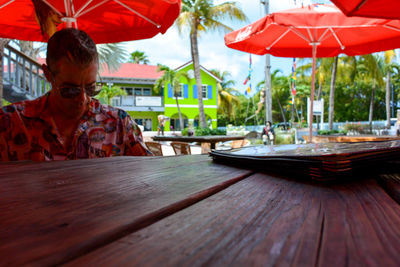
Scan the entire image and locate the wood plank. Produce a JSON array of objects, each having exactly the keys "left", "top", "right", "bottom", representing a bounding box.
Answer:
[
  {"left": 377, "top": 173, "right": 400, "bottom": 204},
  {"left": 69, "top": 174, "right": 400, "bottom": 266},
  {"left": 0, "top": 155, "right": 253, "bottom": 266},
  {"left": 303, "top": 135, "right": 400, "bottom": 143}
]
